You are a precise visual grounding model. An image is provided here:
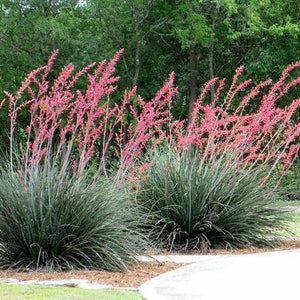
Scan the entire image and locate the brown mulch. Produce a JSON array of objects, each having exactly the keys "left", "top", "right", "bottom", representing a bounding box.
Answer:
[
  {"left": 0, "top": 262, "right": 182, "bottom": 289},
  {"left": 0, "top": 239, "right": 299, "bottom": 289}
]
